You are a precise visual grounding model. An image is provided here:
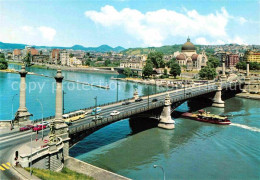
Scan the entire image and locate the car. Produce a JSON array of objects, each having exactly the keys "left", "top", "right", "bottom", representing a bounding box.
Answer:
[
  {"left": 92, "top": 116, "right": 103, "bottom": 121},
  {"left": 32, "top": 125, "right": 46, "bottom": 132},
  {"left": 135, "top": 98, "right": 143, "bottom": 102},
  {"left": 110, "top": 111, "right": 120, "bottom": 116},
  {"left": 65, "top": 121, "right": 72, "bottom": 126},
  {"left": 40, "top": 121, "right": 49, "bottom": 127},
  {"left": 84, "top": 110, "right": 91, "bottom": 115},
  {"left": 152, "top": 98, "right": 158, "bottom": 102},
  {"left": 19, "top": 125, "right": 34, "bottom": 131},
  {"left": 122, "top": 101, "right": 131, "bottom": 105}
]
